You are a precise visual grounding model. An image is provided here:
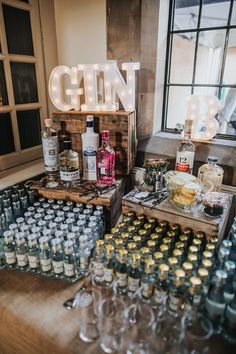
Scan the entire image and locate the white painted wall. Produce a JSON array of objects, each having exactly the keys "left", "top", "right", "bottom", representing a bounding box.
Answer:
[{"left": 54, "top": 0, "right": 107, "bottom": 66}]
